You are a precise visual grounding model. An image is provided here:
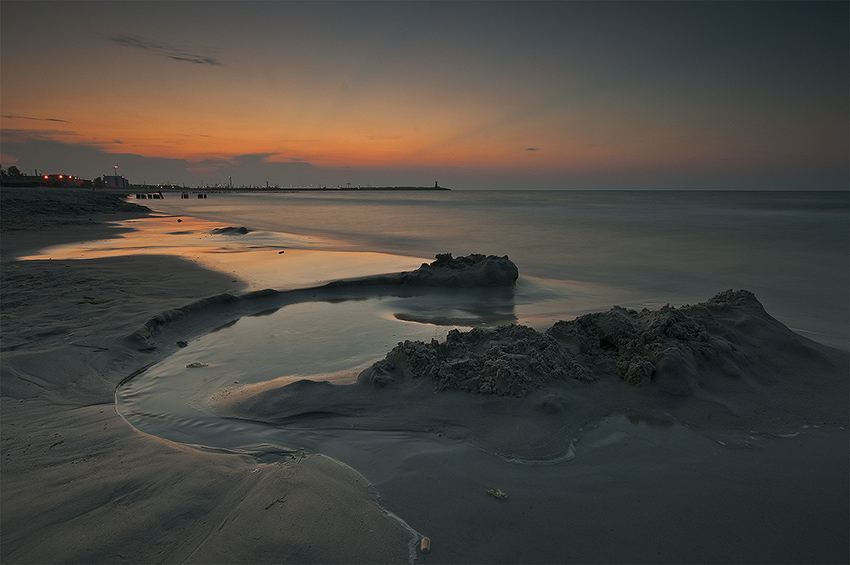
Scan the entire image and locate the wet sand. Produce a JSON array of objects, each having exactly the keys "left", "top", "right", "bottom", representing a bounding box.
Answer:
[
  {"left": 1, "top": 188, "right": 413, "bottom": 563},
  {"left": 1, "top": 187, "right": 848, "bottom": 564}
]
